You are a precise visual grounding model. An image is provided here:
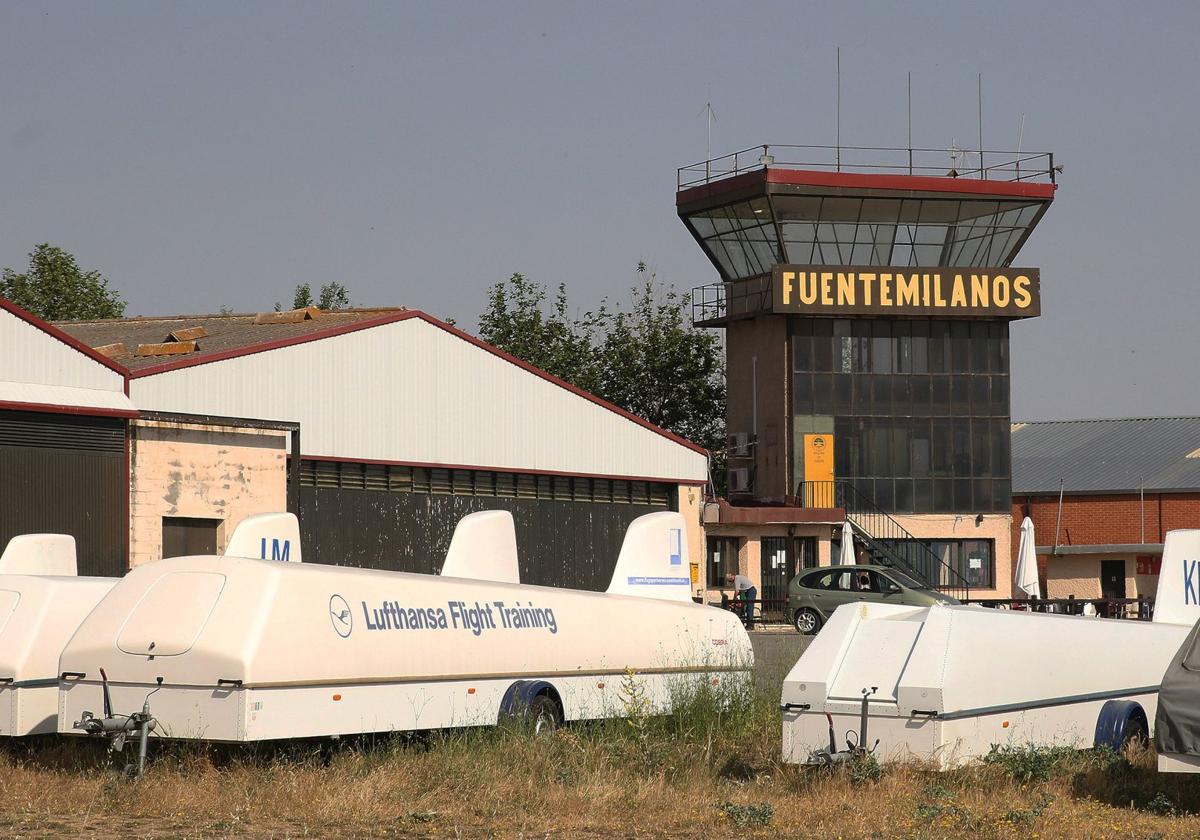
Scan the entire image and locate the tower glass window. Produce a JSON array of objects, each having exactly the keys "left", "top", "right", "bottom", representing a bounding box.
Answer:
[{"left": 791, "top": 317, "right": 1011, "bottom": 514}]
